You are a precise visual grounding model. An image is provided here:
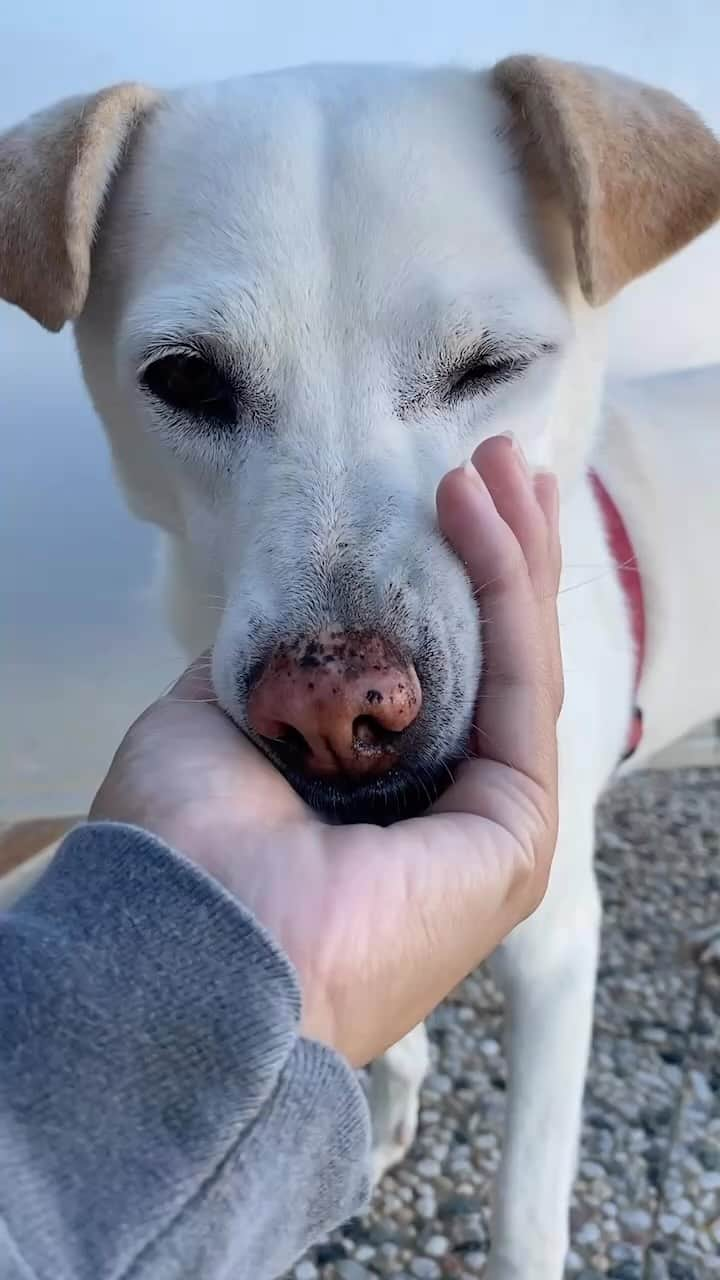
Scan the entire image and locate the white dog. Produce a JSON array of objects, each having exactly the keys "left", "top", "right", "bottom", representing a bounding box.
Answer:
[{"left": 2, "top": 56, "right": 720, "bottom": 1277}]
